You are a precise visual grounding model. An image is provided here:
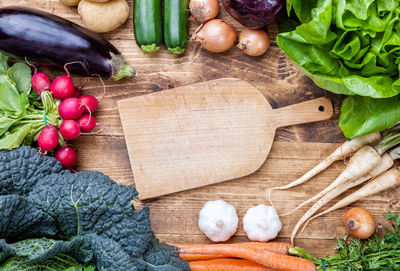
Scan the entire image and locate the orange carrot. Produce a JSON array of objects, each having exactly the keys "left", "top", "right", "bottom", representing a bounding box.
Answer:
[
  {"left": 189, "top": 258, "right": 275, "bottom": 271},
  {"left": 172, "top": 242, "right": 294, "bottom": 256},
  {"left": 176, "top": 244, "right": 316, "bottom": 271},
  {"left": 179, "top": 253, "right": 226, "bottom": 261}
]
